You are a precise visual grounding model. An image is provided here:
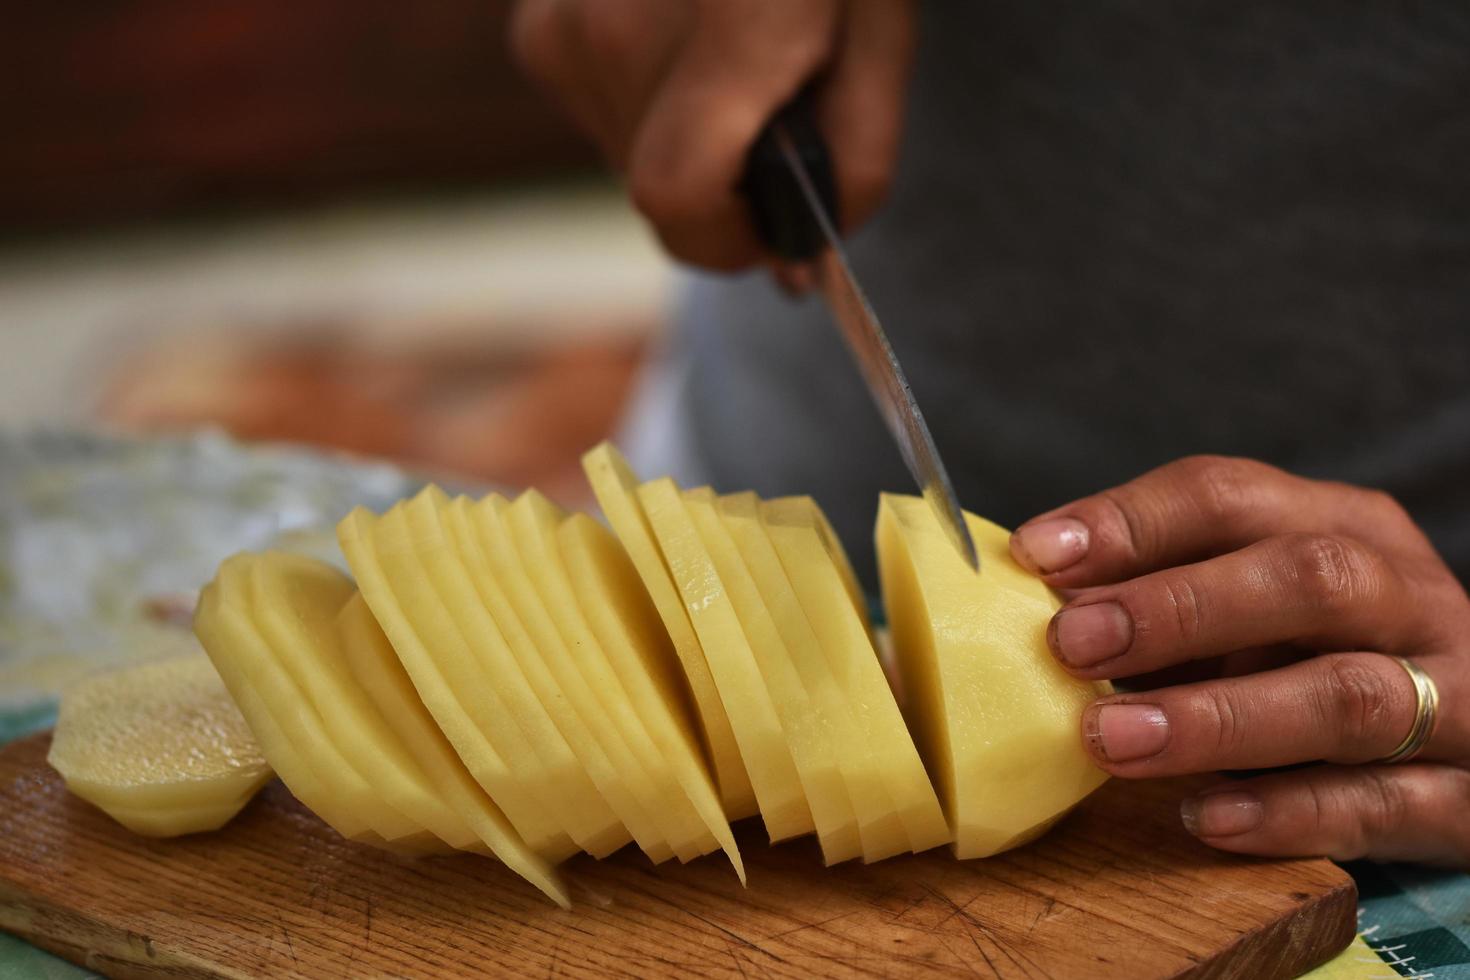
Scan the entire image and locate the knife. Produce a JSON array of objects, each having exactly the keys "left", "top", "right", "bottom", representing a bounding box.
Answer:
[{"left": 742, "top": 96, "right": 981, "bottom": 572}]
